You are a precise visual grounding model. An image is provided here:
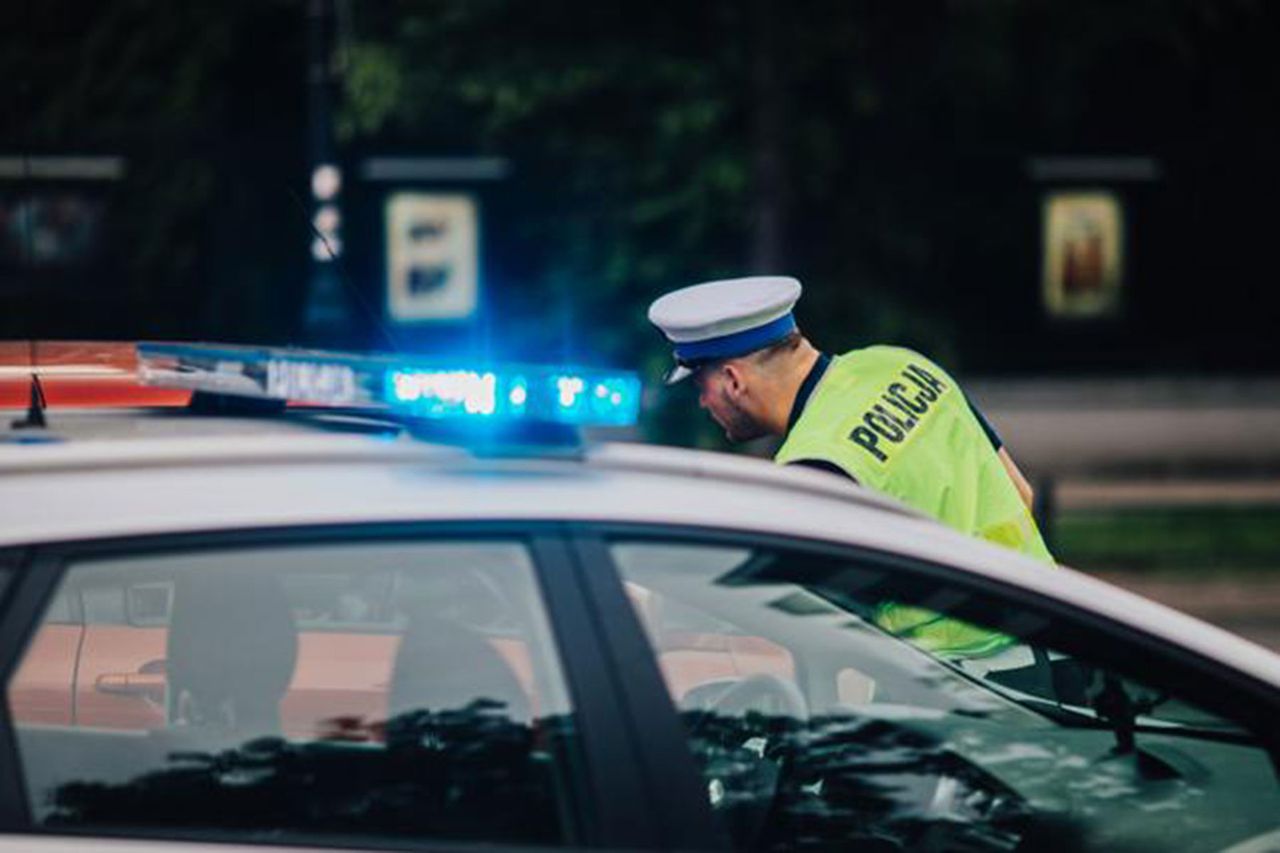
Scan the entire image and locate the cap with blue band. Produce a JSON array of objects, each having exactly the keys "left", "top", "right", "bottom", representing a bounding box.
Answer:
[
  {"left": 648, "top": 276, "right": 803, "bottom": 384},
  {"left": 672, "top": 312, "right": 798, "bottom": 363}
]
